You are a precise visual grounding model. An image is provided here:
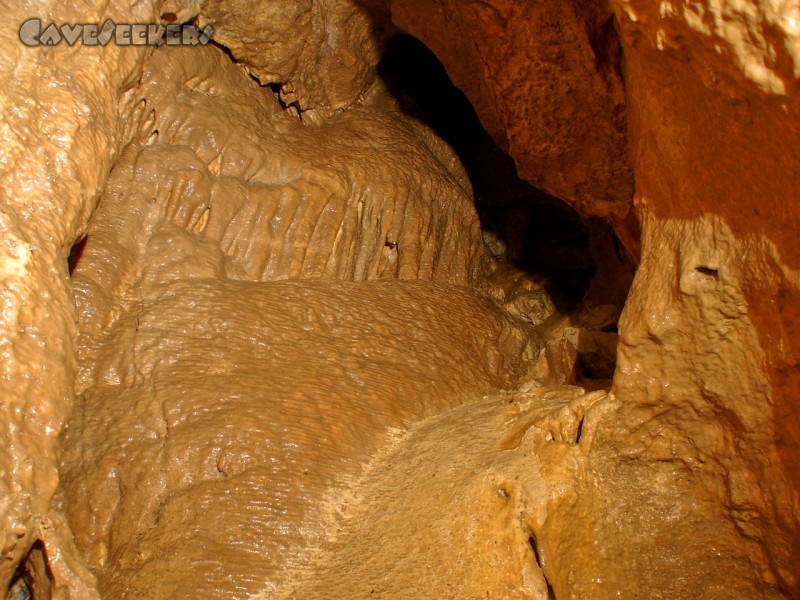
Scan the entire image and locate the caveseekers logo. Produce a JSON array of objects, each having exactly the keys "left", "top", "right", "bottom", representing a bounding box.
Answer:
[{"left": 19, "top": 18, "right": 214, "bottom": 47}]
